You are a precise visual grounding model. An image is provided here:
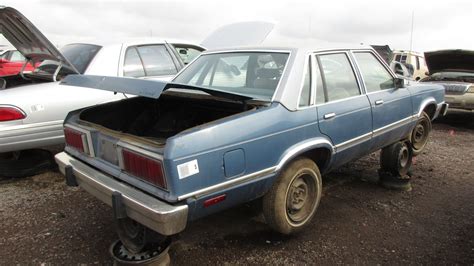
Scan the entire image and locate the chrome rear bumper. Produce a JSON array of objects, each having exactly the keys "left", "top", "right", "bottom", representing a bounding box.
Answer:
[{"left": 55, "top": 152, "right": 188, "bottom": 235}]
